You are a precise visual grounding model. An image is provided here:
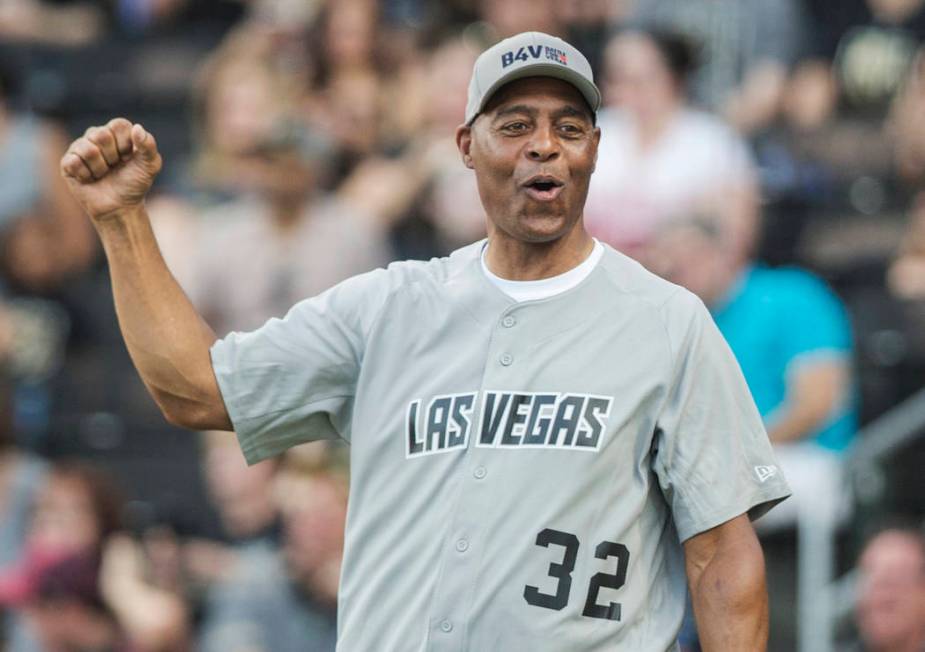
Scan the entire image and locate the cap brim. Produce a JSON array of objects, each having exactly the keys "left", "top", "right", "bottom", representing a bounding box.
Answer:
[{"left": 468, "top": 62, "right": 601, "bottom": 125}]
